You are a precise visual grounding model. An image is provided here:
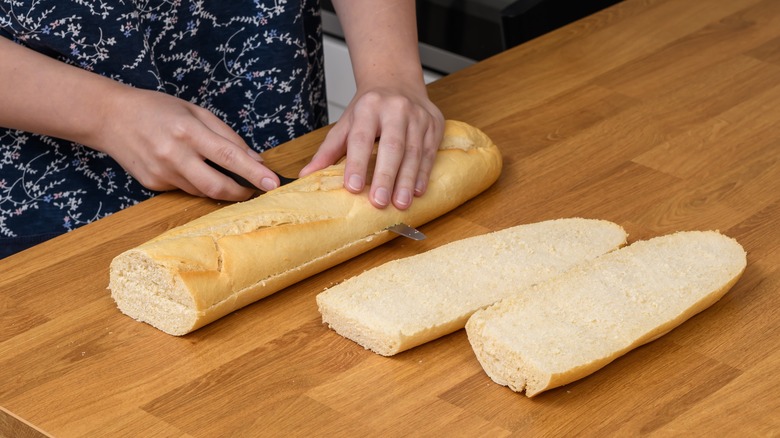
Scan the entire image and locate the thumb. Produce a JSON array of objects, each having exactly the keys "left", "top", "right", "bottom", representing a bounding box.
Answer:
[{"left": 299, "top": 123, "right": 349, "bottom": 177}]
